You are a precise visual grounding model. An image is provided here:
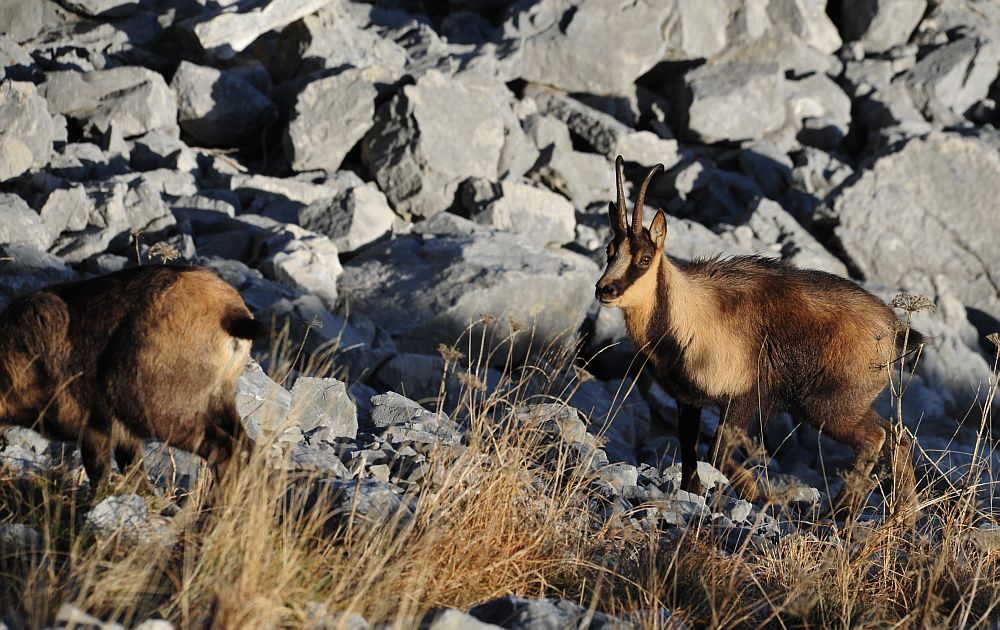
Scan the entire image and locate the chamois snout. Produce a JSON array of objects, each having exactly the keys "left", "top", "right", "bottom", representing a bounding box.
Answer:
[{"left": 595, "top": 279, "right": 620, "bottom": 303}]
